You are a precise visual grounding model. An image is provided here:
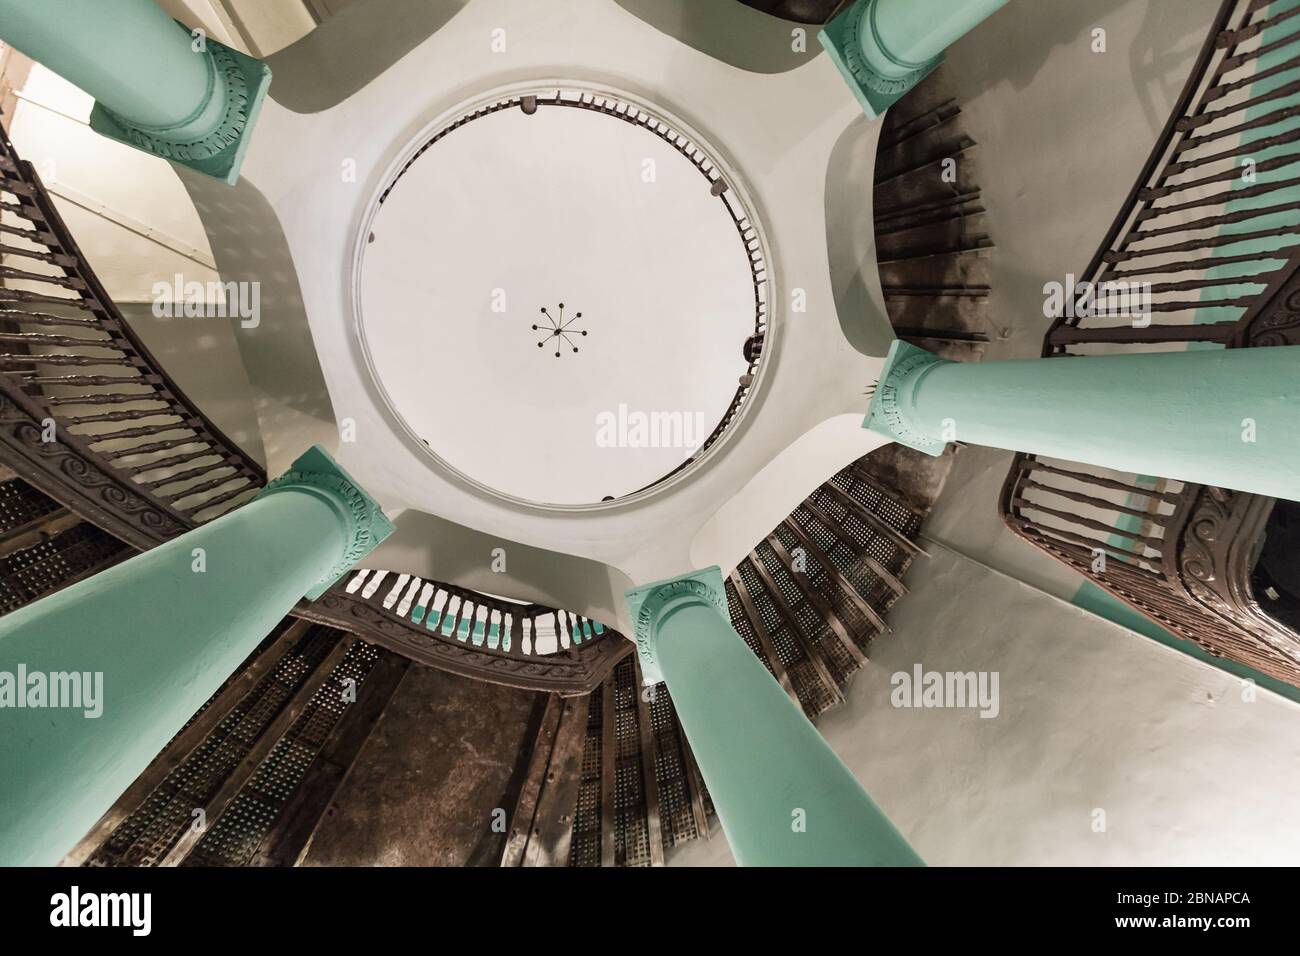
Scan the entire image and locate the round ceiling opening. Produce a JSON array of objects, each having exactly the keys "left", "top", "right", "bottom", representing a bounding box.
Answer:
[{"left": 357, "top": 86, "right": 769, "bottom": 507}]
